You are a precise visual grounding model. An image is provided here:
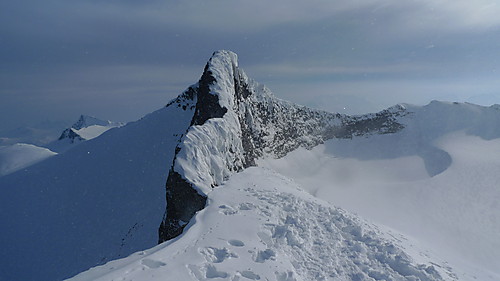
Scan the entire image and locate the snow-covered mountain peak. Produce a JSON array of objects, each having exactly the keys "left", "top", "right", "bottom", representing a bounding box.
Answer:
[
  {"left": 159, "top": 50, "right": 408, "bottom": 242},
  {"left": 48, "top": 115, "right": 124, "bottom": 153}
]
